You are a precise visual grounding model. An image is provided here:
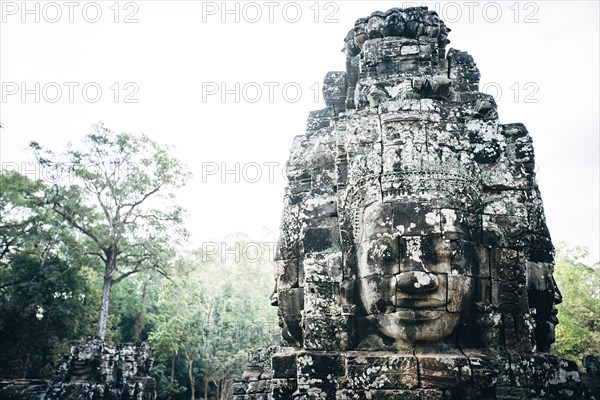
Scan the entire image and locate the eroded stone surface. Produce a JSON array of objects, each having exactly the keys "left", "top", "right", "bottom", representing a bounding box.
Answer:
[{"left": 234, "top": 6, "right": 593, "bottom": 400}]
